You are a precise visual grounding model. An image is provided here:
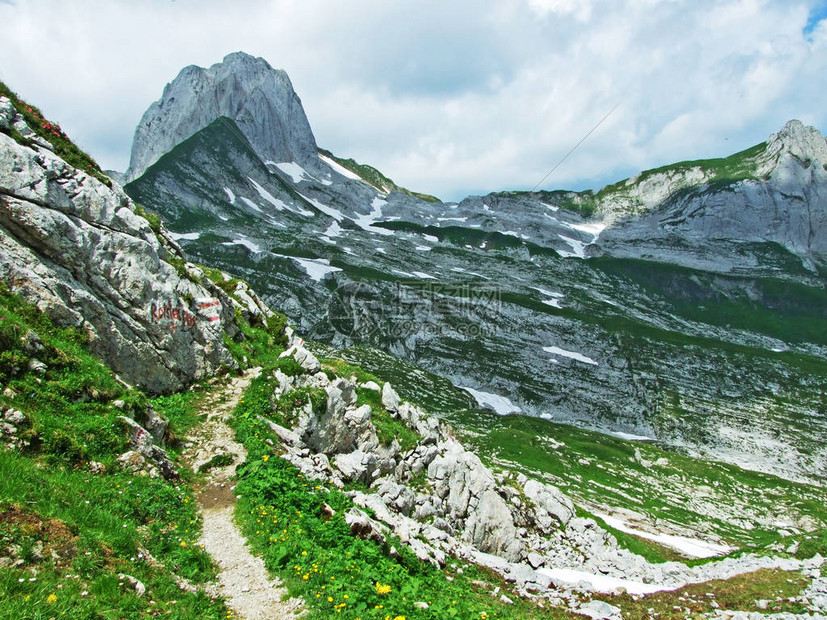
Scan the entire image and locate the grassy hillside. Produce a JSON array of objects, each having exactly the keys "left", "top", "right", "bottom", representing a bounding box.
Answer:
[
  {"left": 318, "top": 147, "right": 440, "bottom": 203},
  {"left": 0, "top": 284, "right": 229, "bottom": 619}
]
